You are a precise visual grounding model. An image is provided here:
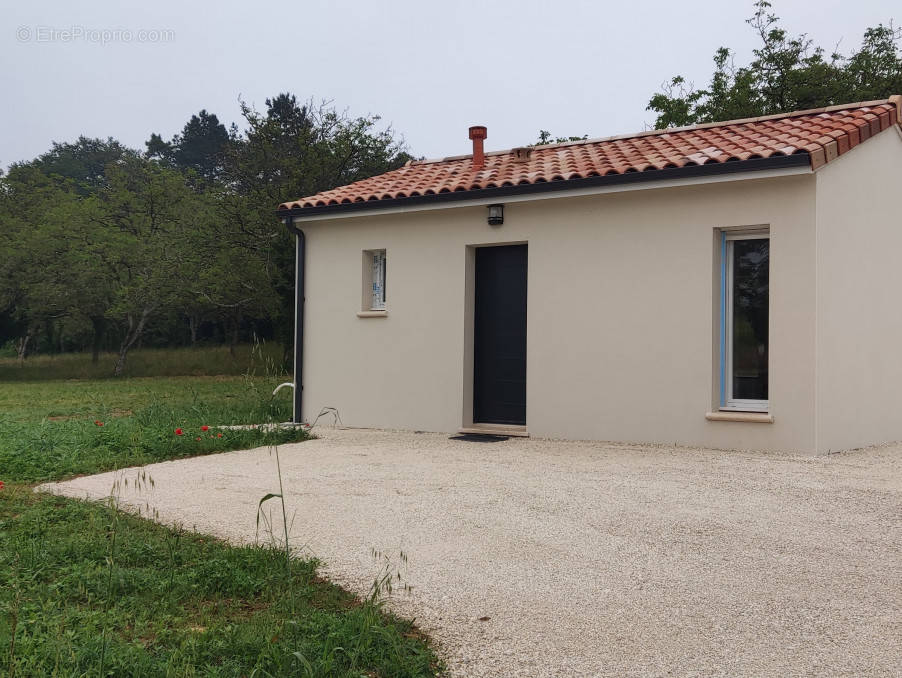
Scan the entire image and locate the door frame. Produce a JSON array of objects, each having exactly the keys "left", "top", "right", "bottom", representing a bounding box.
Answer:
[{"left": 461, "top": 241, "right": 528, "bottom": 431}]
